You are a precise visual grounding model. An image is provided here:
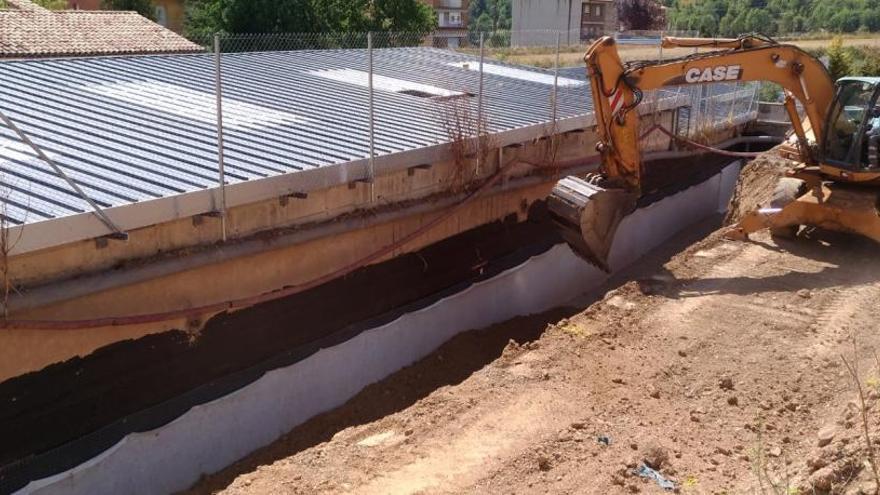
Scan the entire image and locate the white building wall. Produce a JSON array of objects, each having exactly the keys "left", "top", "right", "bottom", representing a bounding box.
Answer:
[
  {"left": 511, "top": 0, "right": 616, "bottom": 46},
  {"left": 511, "top": 0, "right": 580, "bottom": 45}
]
